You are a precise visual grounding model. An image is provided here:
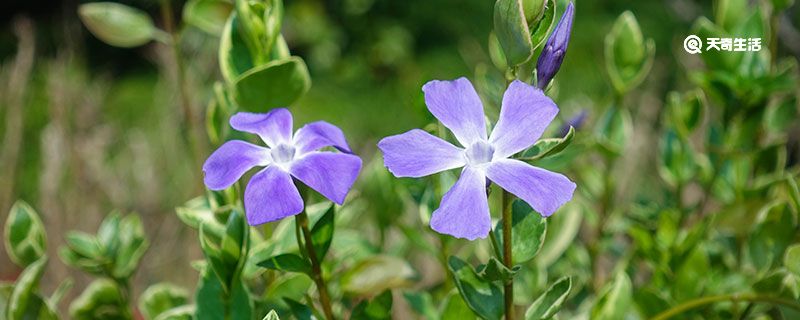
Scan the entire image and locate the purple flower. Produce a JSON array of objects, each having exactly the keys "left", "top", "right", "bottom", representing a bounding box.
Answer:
[
  {"left": 203, "top": 109, "right": 362, "bottom": 226},
  {"left": 378, "top": 78, "right": 576, "bottom": 240},
  {"left": 558, "top": 109, "right": 587, "bottom": 137},
  {"left": 536, "top": 2, "right": 575, "bottom": 89}
]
